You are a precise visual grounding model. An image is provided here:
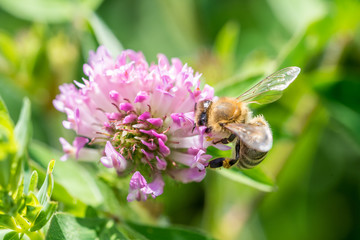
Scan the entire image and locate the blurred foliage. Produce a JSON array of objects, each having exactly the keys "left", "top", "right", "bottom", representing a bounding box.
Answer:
[
  {"left": 0, "top": 98, "right": 57, "bottom": 239},
  {"left": 0, "top": 0, "right": 360, "bottom": 239}
]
